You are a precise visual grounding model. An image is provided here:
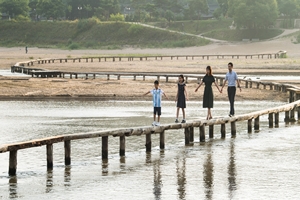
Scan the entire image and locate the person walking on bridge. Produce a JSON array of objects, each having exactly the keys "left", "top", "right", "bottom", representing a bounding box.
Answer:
[{"left": 220, "top": 62, "right": 242, "bottom": 117}]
